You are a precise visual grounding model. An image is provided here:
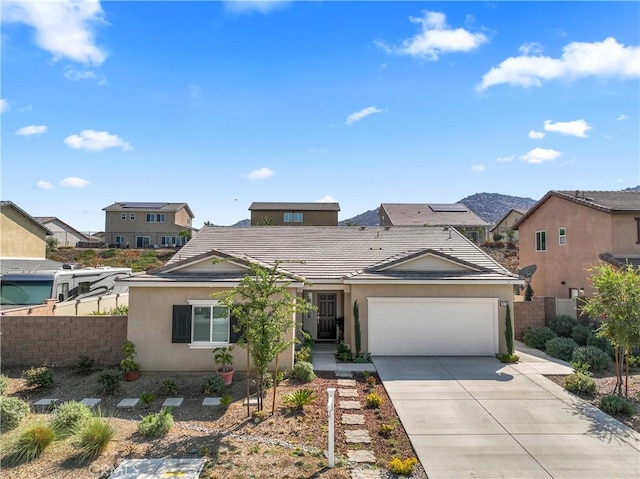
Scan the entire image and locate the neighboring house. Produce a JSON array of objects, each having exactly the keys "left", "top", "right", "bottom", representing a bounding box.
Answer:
[
  {"left": 490, "top": 208, "right": 527, "bottom": 241},
  {"left": 514, "top": 190, "right": 640, "bottom": 299},
  {"left": 102, "top": 202, "right": 196, "bottom": 248},
  {"left": 35, "top": 217, "right": 95, "bottom": 247},
  {"left": 0, "top": 201, "right": 62, "bottom": 273},
  {"left": 122, "top": 225, "right": 521, "bottom": 372},
  {"left": 378, "top": 203, "right": 489, "bottom": 242},
  {"left": 249, "top": 202, "right": 340, "bottom": 226}
]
